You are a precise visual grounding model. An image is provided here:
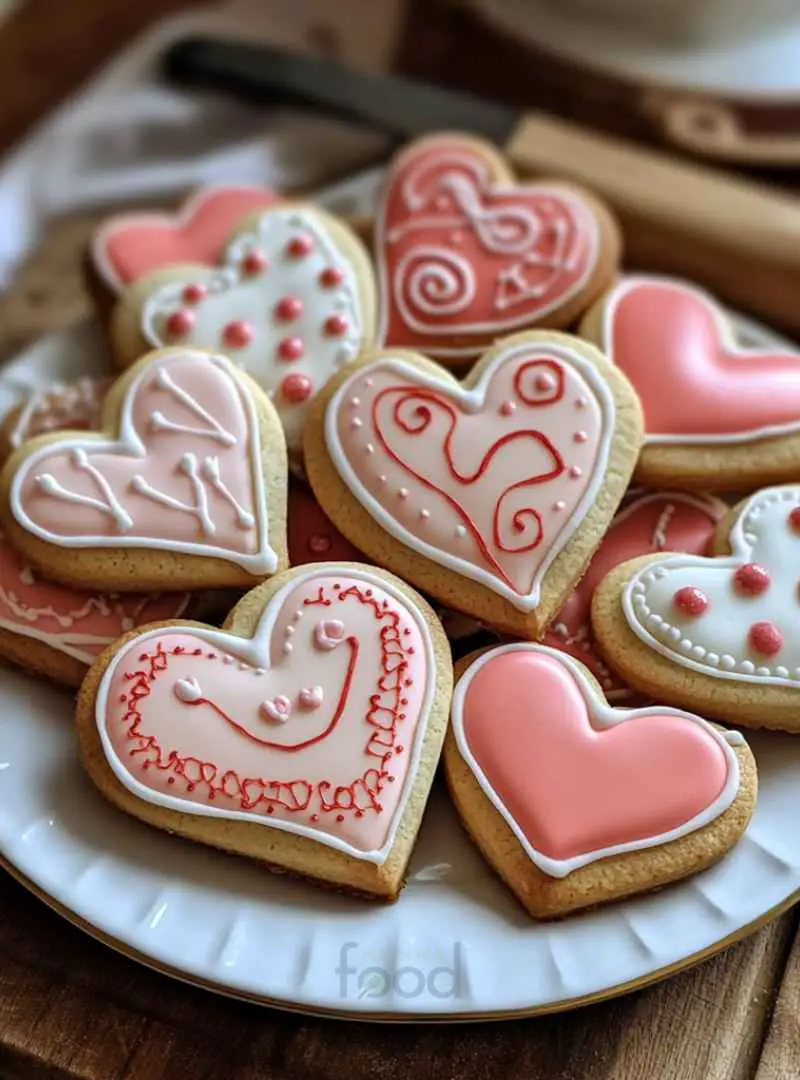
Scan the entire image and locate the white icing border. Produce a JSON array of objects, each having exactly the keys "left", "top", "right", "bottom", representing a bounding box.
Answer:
[
  {"left": 375, "top": 144, "right": 601, "bottom": 359},
  {"left": 91, "top": 185, "right": 274, "bottom": 294},
  {"left": 325, "top": 342, "right": 616, "bottom": 611},
  {"left": 10, "top": 350, "right": 278, "bottom": 574},
  {"left": 602, "top": 273, "right": 800, "bottom": 446},
  {"left": 451, "top": 643, "right": 743, "bottom": 878},
  {"left": 623, "top": 485, "right": 800, "bottom": 688},
  {"left": 95, "top": 564, "right": 437, "bottom": 865}
]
